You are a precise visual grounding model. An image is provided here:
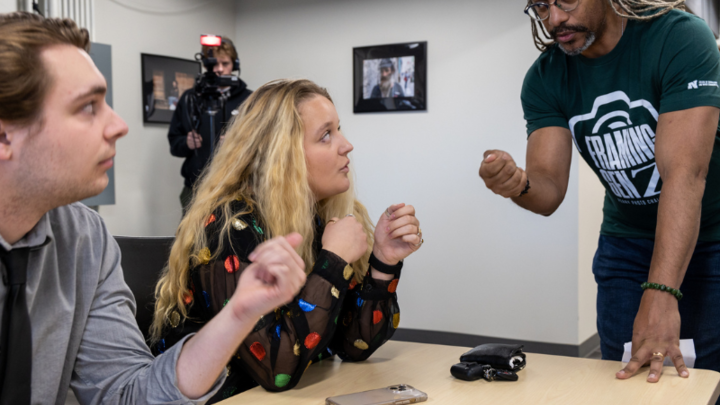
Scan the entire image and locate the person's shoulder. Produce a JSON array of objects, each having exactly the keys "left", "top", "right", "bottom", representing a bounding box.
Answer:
[
  {"left": 47, "top": 203, "right": 111, "bottom": 258},
  {"left": 639, "top": 9, "right": 709, "bottom": 37},
  {"left": 525, "top": 45, "right": 565, "bottom": 83}
]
